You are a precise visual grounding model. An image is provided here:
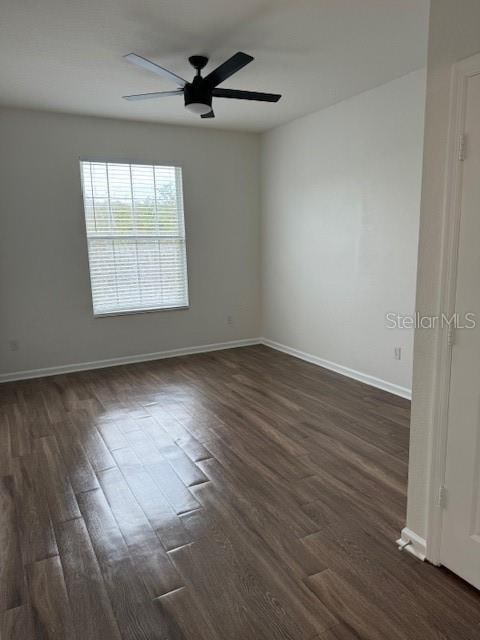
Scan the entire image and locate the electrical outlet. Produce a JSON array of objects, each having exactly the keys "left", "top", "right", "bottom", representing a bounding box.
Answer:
[
  {"left": 394, "top": 347, "right": 402, "bottom": 360},
  {"left": 9, "top": 339, "right": 19, "bottom": 352},
  {"left": 227, "top": 315, "right": 233, "bottom": 326}
]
